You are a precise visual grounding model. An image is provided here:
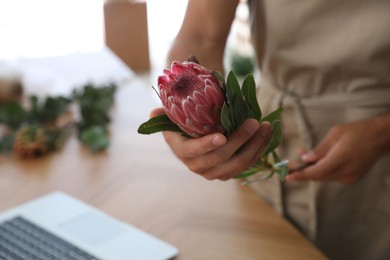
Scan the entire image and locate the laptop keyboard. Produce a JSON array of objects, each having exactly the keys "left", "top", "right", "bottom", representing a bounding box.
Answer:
[{"left": 0, "top": 216, "right": 100, "bottom": 260}]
